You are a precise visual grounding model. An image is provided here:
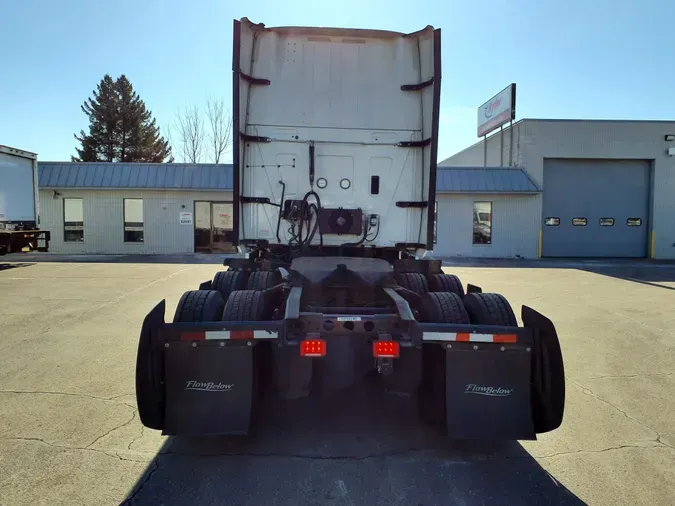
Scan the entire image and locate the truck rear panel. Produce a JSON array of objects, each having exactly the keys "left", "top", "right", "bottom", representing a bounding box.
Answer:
[{"left": 233, "top": 18, "right": 440, "bottom": 250}]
